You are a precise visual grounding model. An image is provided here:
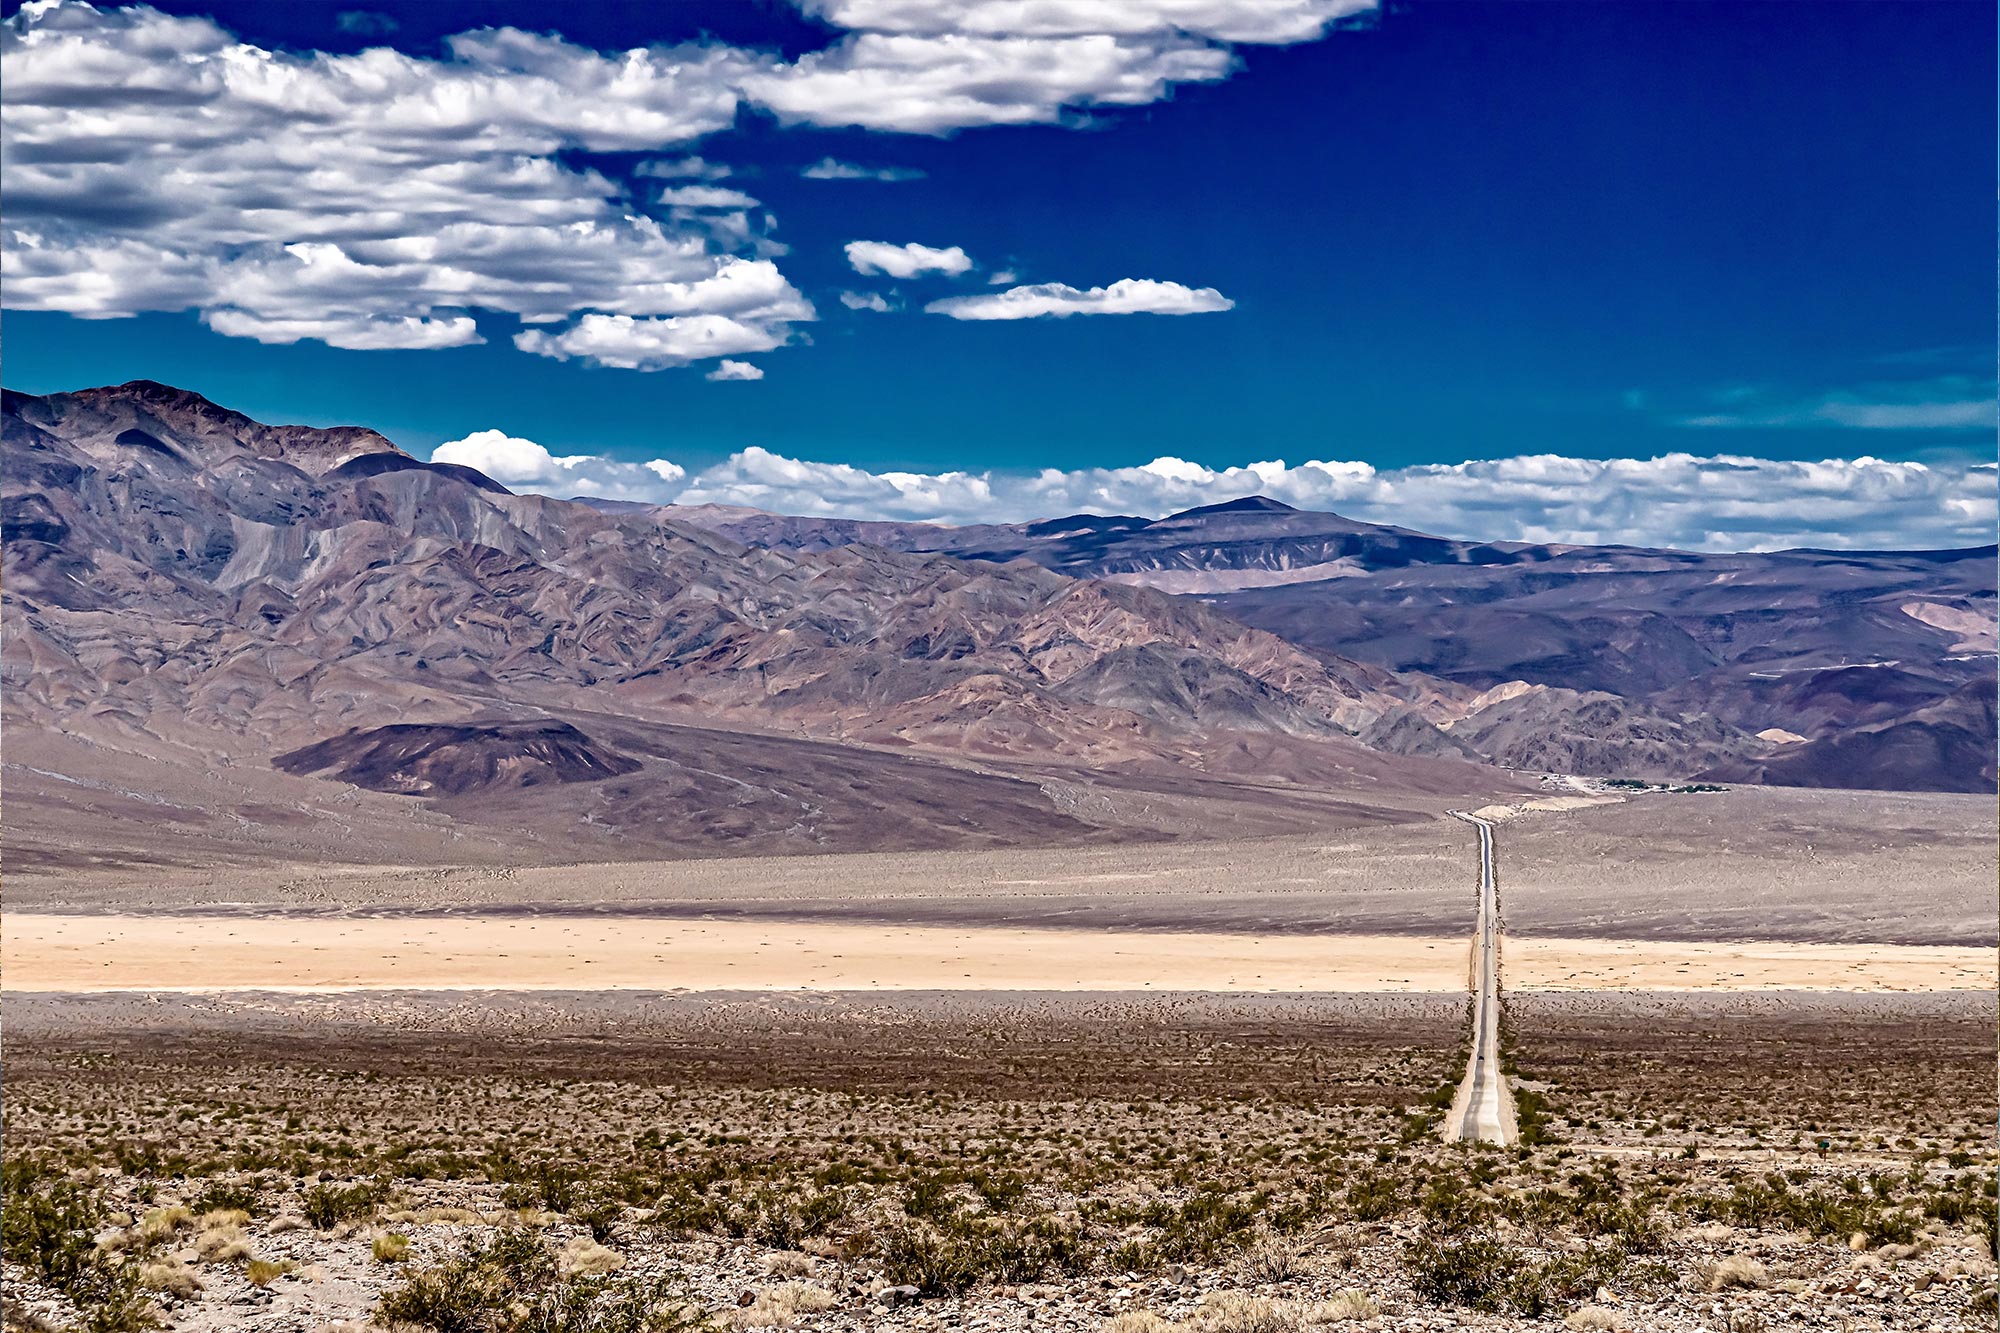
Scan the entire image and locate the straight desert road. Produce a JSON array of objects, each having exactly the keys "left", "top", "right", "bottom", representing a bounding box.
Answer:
[
  {"left": 1445, "top": 810, "right": 1516, "bottom": 1145},
  {"left": 2, "top": 912, "right": 1991, "bottom": 993}
]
